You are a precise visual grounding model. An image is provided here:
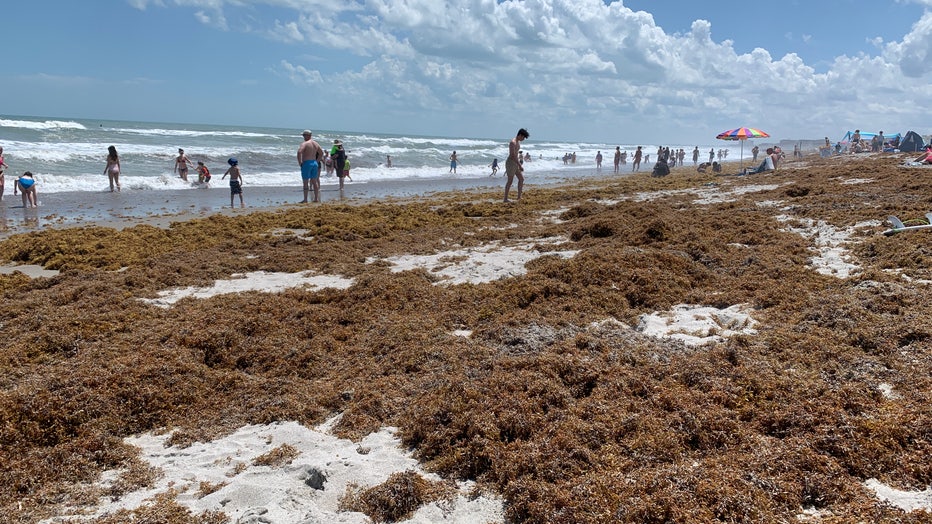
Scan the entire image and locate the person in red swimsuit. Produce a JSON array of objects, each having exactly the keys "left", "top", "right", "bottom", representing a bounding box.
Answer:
[{"left": 914, "top": 146, "right": 932, "bottom": 164}]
